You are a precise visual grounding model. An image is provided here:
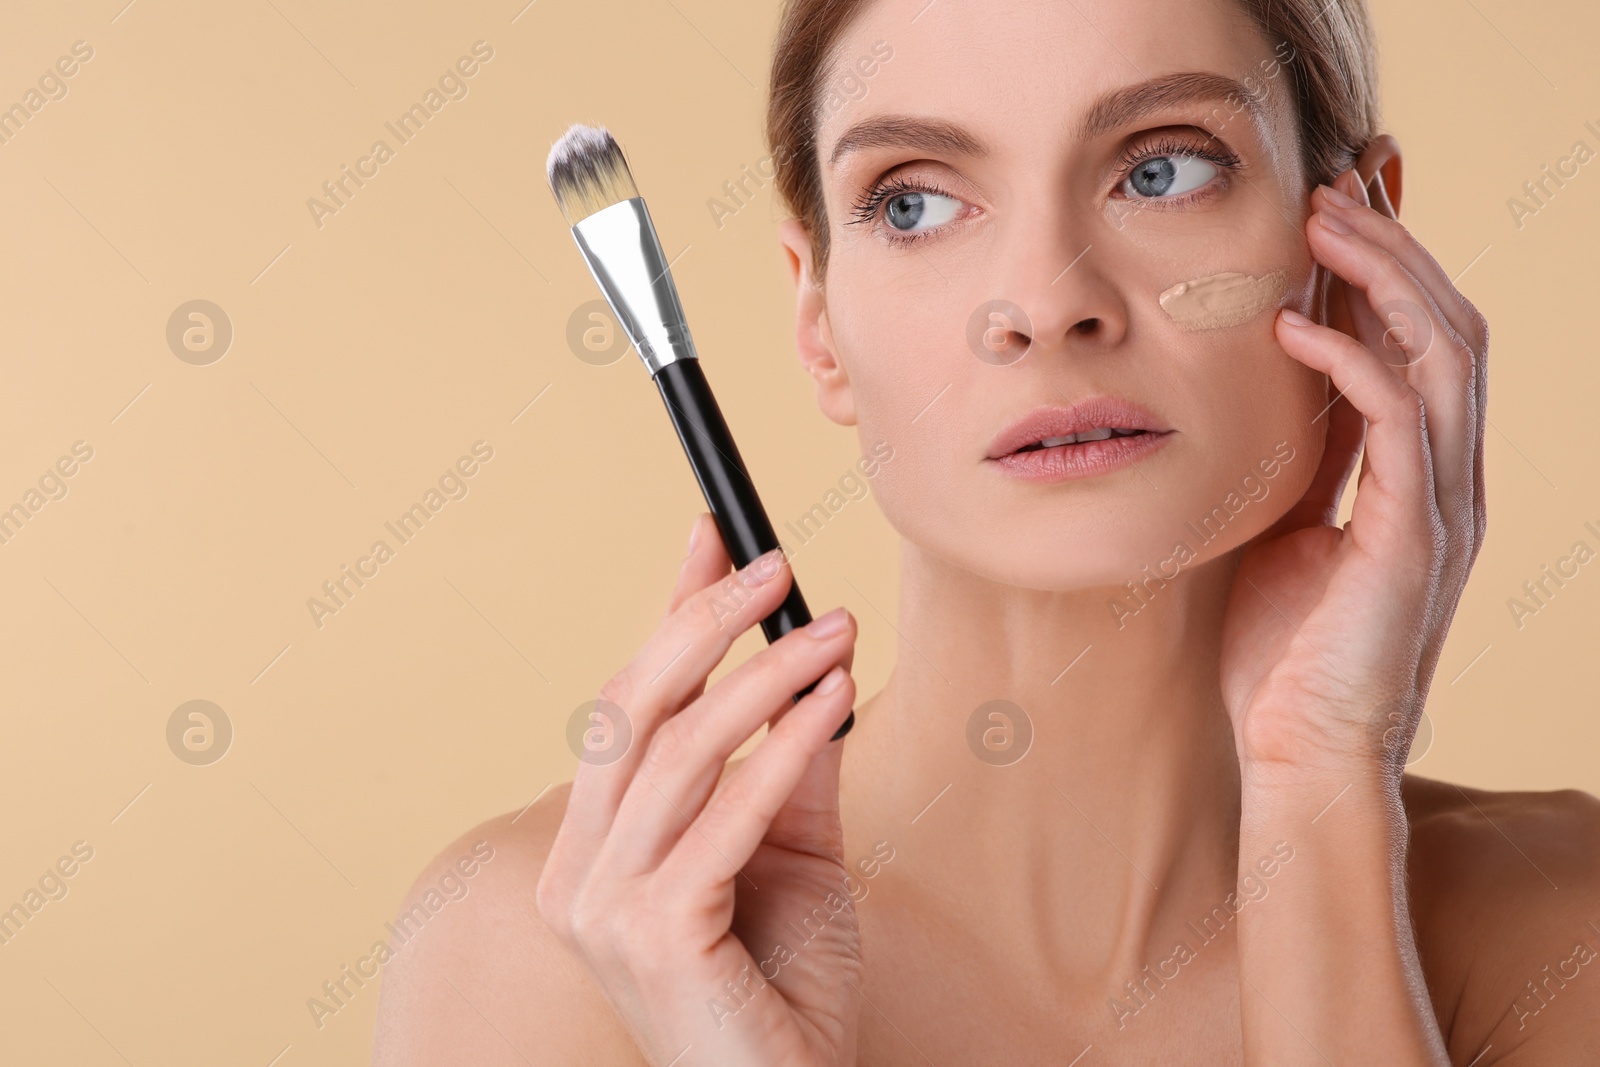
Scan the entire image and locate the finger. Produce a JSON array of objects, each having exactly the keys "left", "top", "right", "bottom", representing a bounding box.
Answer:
[
  {"left": 664, "top": 512, "right": 733, "bottom": 710},
  {"left": 1275, "top": 309, "right": 1439, "bottom": 557},
  {"left": 1352, "top": 164, "right": 1489, "bottom": 562},
  {"left": 659, "top": 664, "right": 856, "bottom": 893},
  {"left": 1319, "top": 169, "right": 1485, "bottom": 553},
  {"left": 599, "top": 610, "right": 857, "bottom": 878},
  {"left": 762, "top": 624, "right": 857, "bottom": 729},
  {"left": 665, "top": 512, "right": 731, "bottom": 618},
  {"left": 761, "top": 617, "right": 856, "bottom": 848},
  {"left": 562, "top": 545, "right": 797, "bottom": 849},
  {"left": 764, "top": 693, "right": 848, "bottom": 859},
  {"left": 1305, "top": 208, "right": 1470, "bottom": 526},
  {"left": 1317, "top": 170, "right": 1488, "bottom": 358},
  {"left": 1310, "top": 193, "right": 1458, "bottom": 389}
]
